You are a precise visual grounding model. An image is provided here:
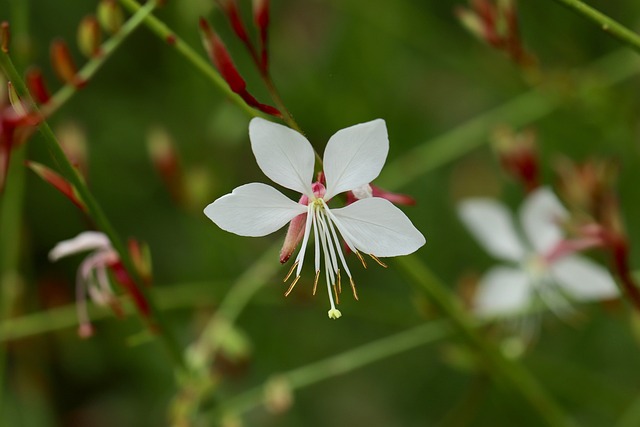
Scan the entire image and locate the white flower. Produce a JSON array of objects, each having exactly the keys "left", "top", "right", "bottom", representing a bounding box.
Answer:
[
  {"left": 49, "top": 231, "right": 120, "bottom": 337},
  {"left": 204, "top": 118, "right": 426, "bottom": 319},
  {"left": 458, "top": 187, "right": 619, "bottom": 318}
]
